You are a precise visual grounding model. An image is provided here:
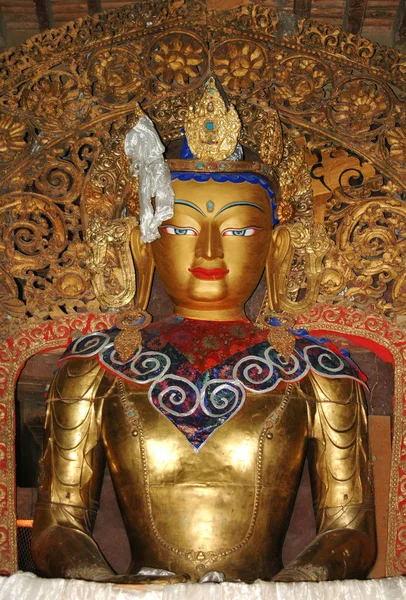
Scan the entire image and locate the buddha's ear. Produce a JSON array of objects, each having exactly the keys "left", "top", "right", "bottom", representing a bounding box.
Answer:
[
  {"left": 266, "top": 223, "right": 330, "bottom": 314},
  {"left": 87, "top": 216, "right": 139, "bottom": 309},
  {"left": 266, "top": 226, "right": 293, "bottom": 312},
  {"left": 129, "top": 226, "right": 155, "bottom": 310}
]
